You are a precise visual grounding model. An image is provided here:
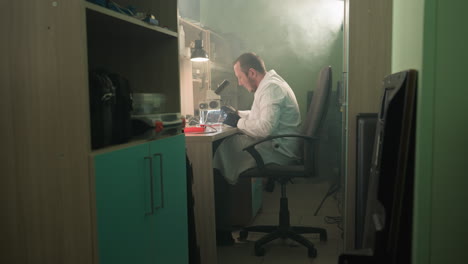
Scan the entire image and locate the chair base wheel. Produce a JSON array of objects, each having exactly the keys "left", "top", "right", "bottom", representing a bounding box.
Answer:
[
  {"left": 255, "top": 246, "right": 265, "bottom": 256},
  {"left": 320, "top": 231, "right": 328, "bottom": 242},
  {"left": 238, "top": 230, "right": 248, "bottom": 241},
  {"left": 308, "top": 247, "right": 317, "bottom": 258}
]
